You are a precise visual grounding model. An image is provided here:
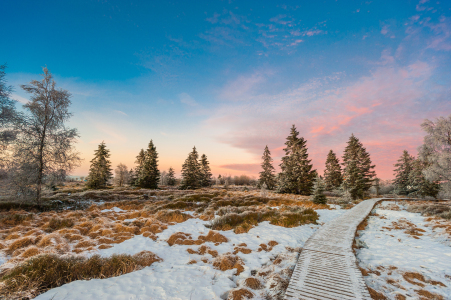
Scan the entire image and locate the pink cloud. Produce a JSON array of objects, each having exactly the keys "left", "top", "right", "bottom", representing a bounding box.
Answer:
[
  {"left": 218, "top": 163, "right": 262, "bottom": 174},
  {"left": 204, "top": 60, "right": 448, "bottom": 180}
]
